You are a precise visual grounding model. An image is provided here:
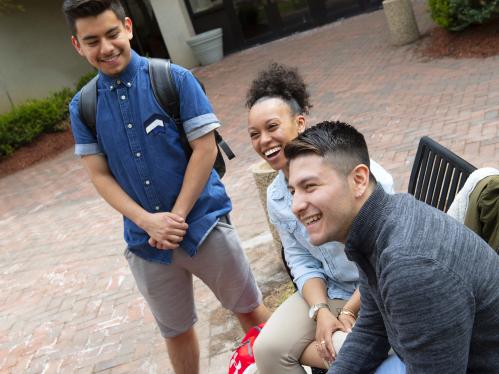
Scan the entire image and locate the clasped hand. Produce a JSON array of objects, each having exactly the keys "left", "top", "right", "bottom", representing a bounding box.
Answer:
[
  {"left": 143, "top": 212, "right": 188, "bottom": 250},
  {"left": 315, "top": 309, "right": 349, "bottom": 365}
]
